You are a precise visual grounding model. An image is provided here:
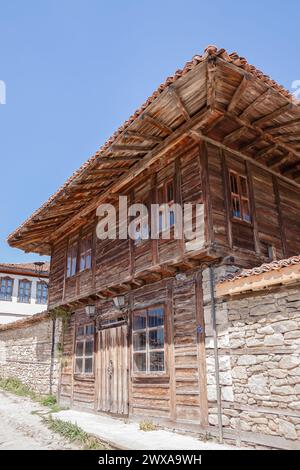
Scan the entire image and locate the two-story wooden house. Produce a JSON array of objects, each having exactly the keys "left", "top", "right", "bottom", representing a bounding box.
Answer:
[{"left": 8, "top": 46, "right": 300, "bottom": 434}]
